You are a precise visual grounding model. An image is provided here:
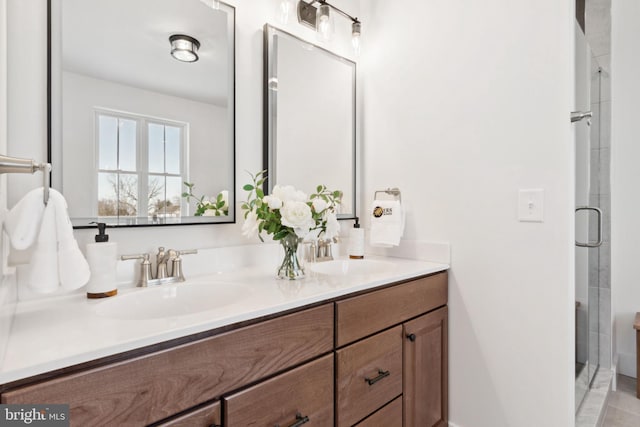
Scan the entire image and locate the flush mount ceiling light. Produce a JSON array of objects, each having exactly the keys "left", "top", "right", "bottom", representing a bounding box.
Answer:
[
  {"left": 296, "top": 0, "right": 362, "bottom": 53},
  {"left": 169, "top": 34, "right": 201, "bottom": 63}
]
